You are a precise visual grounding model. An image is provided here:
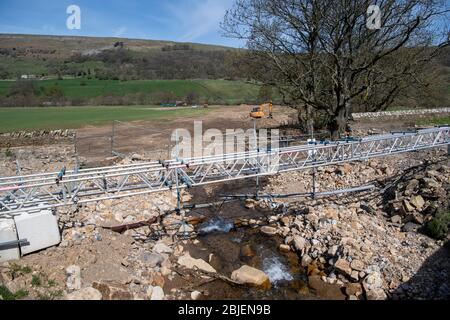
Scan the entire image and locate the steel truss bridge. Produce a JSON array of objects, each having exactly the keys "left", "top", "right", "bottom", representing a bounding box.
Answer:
[{"left": 1, "top": 126, "right": 449, "bottom": 217}]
